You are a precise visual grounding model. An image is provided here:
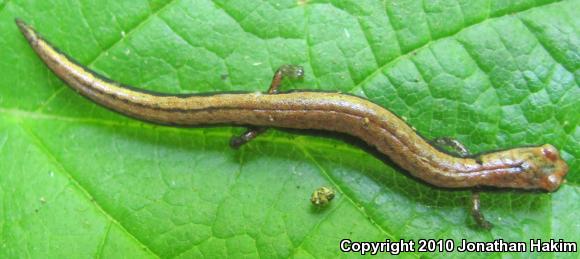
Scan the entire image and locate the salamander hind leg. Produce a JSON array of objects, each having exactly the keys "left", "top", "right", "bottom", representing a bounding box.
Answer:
[
  {"left": 229, "top": 65, "right": 305, "bottom": 149},
  {"left": 266, "top": 65, "right": 305, "bottom": 94},
  {"left": 432, "top": 137, "right": 493, "bottom": 229},
  {"left": 432, "top": 137, "right": 470, "bottom": 157},
  {"left": 471, "top": 192, "right": 492, "bottom": 230},
  {"left": 230, "top": 127, "right": 267, "bottom": 148}
]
